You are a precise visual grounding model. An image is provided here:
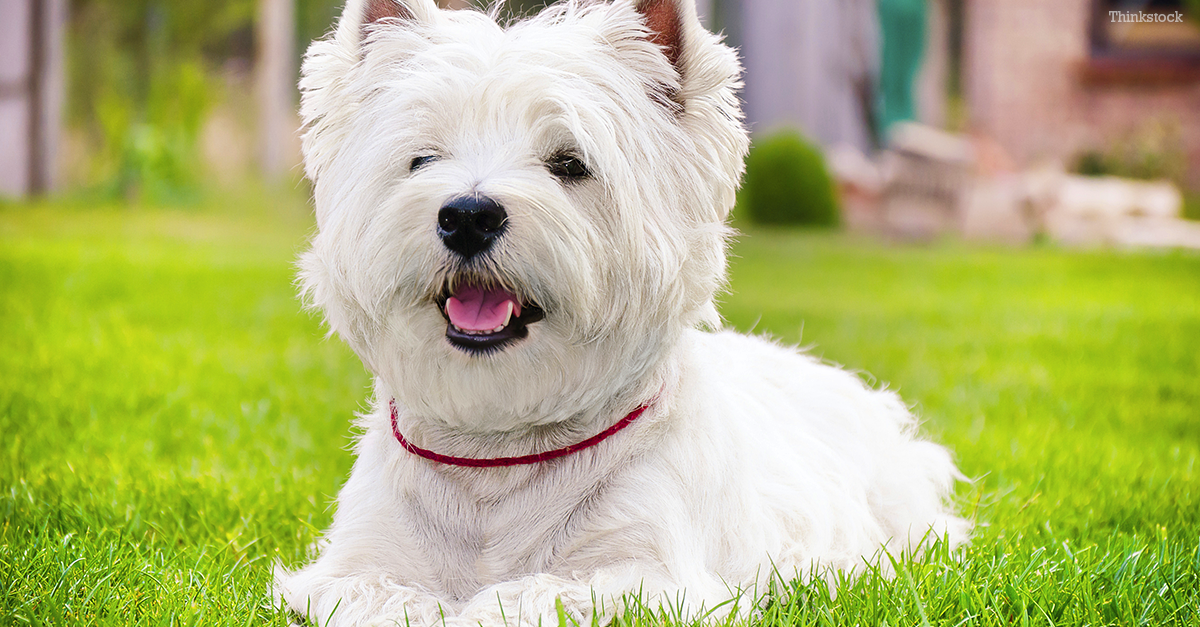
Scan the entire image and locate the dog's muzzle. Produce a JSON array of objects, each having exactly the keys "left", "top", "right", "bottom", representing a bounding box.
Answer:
[{"left": 434, "top": 194, "right": 544, "bottom": 354}]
